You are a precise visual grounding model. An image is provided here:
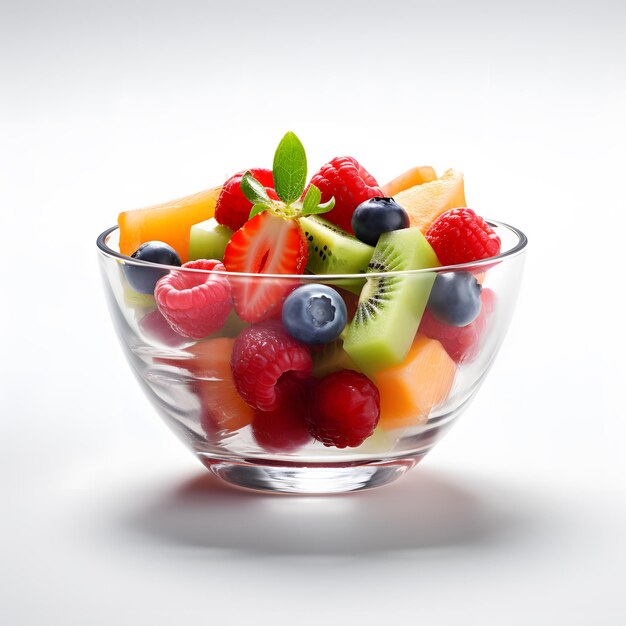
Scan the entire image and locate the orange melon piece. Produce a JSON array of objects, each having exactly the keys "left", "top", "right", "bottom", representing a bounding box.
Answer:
[
  {"left": 160, "top": 337, "right": 254, "bottom": 433},
  {"left": 393, "top": 169, "right": 466, "bottom": 233},
  {"left": 381, "top": 166, "right": 437, "bottom": 197},
  {"left": 373, "top": 334, "right": 456, "bottom": 431},
  {"left": 118, "top": 187, "right": 221, "bottom": 263}
]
